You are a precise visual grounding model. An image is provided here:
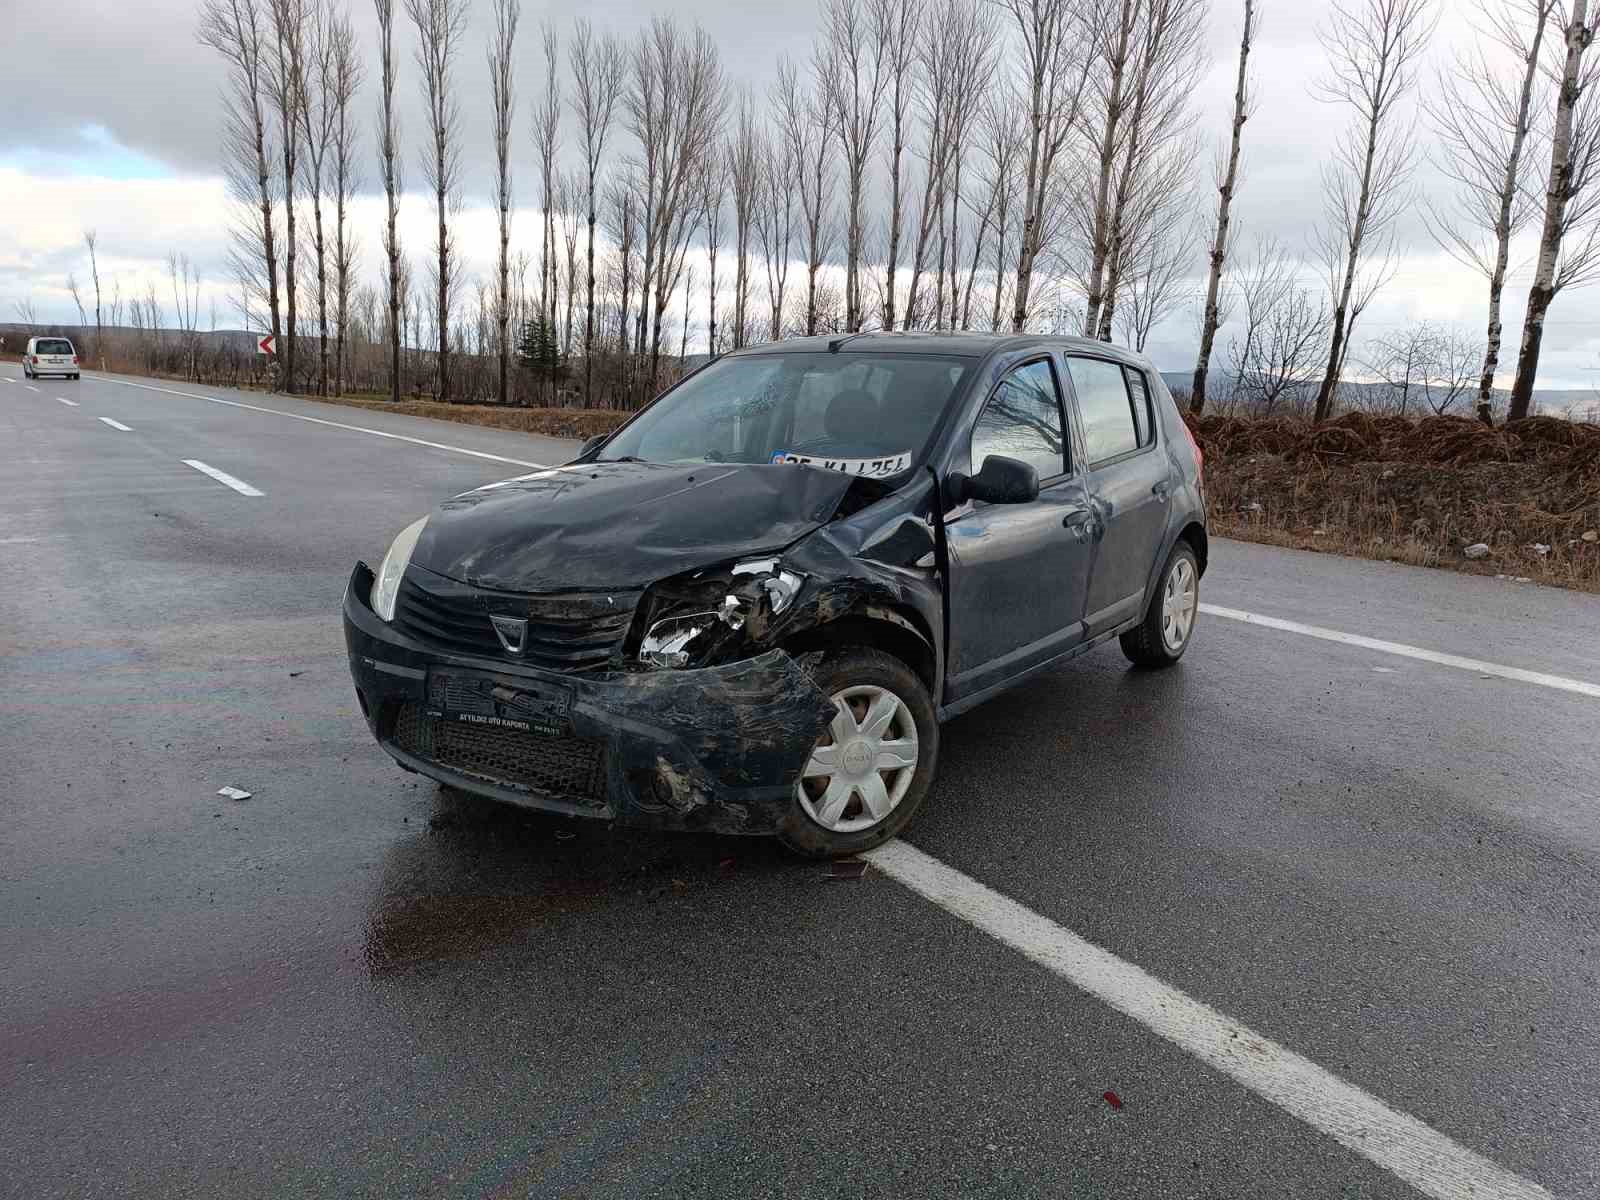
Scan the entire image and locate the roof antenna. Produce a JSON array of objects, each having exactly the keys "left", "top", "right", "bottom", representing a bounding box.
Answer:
[{"left": 827, "top": 326, "right": 881, "bottom": 353}]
